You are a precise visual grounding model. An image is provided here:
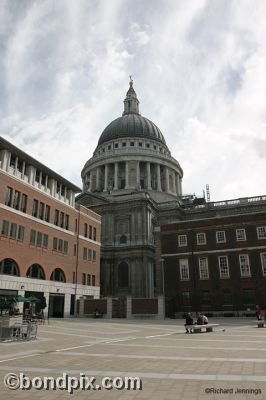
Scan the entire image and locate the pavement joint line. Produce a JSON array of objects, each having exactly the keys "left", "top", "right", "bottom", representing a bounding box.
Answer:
[
  {"left": 0, "top": 365, "right": 266, "bottom": 383},
  {"left": 54, "top": 351, "right": 266, "bottom": 363},
  {"left": 105, "top": 343, "right": 266, "bottom": 352},
  {"left": 145, "top": 333, "right": 175, "bottom": 338},
  {"left": 149, "top": 337, "right": 266, "bottom": 344},
  {"left": 0, "top": 353, "right": 42, "bottom": 364}
]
